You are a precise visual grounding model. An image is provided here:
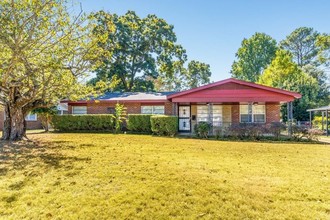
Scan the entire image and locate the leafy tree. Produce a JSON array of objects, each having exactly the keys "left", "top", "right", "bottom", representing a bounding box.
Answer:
[
  {"left": 114, "top": 103, "right": 126, "bottom": 133},
  {"left": 231, "top": 32, "right": 277, "bottom": 82},
  {"left": 301, "top": 65, "right": 330, "bottom": 107},
  {"left": 155, "top": 60, "right": 212, "bottom": 91},
  {"left": 183, "top": 60, "right": 211, "bottom": 89},
  {"left": 0, "top": 1, "right": 101, "bottom": 140},
  {"left": 316, "top": 34, "right": 330, "bottom": 66},
  {"left": 258, "top": 50, "right": 319, "bottom": 121},
  {"left": 154, "top": 62, "right": 184, "bottom": 92},
  {"left": 280, "top": 27, "right": 320, "bottom": 66},
  {"left": 90, "top": 11, "right": 187, "bottom": 92},
  {"left": 32, "top": 107, "right": 58, "bottom": 132}
]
